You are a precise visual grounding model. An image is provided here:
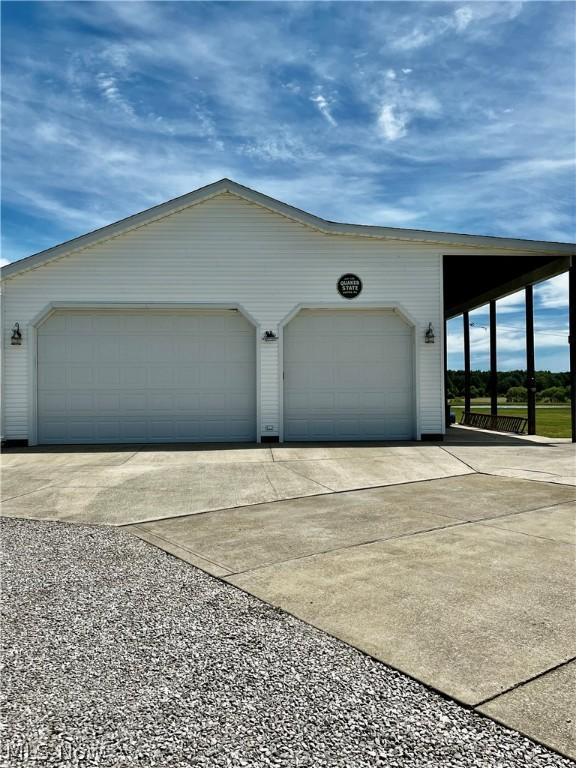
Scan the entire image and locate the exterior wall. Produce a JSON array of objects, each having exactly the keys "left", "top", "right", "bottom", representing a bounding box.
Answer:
[{"left": 1, "top": 192, "right": 445, "bottom": 441}]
